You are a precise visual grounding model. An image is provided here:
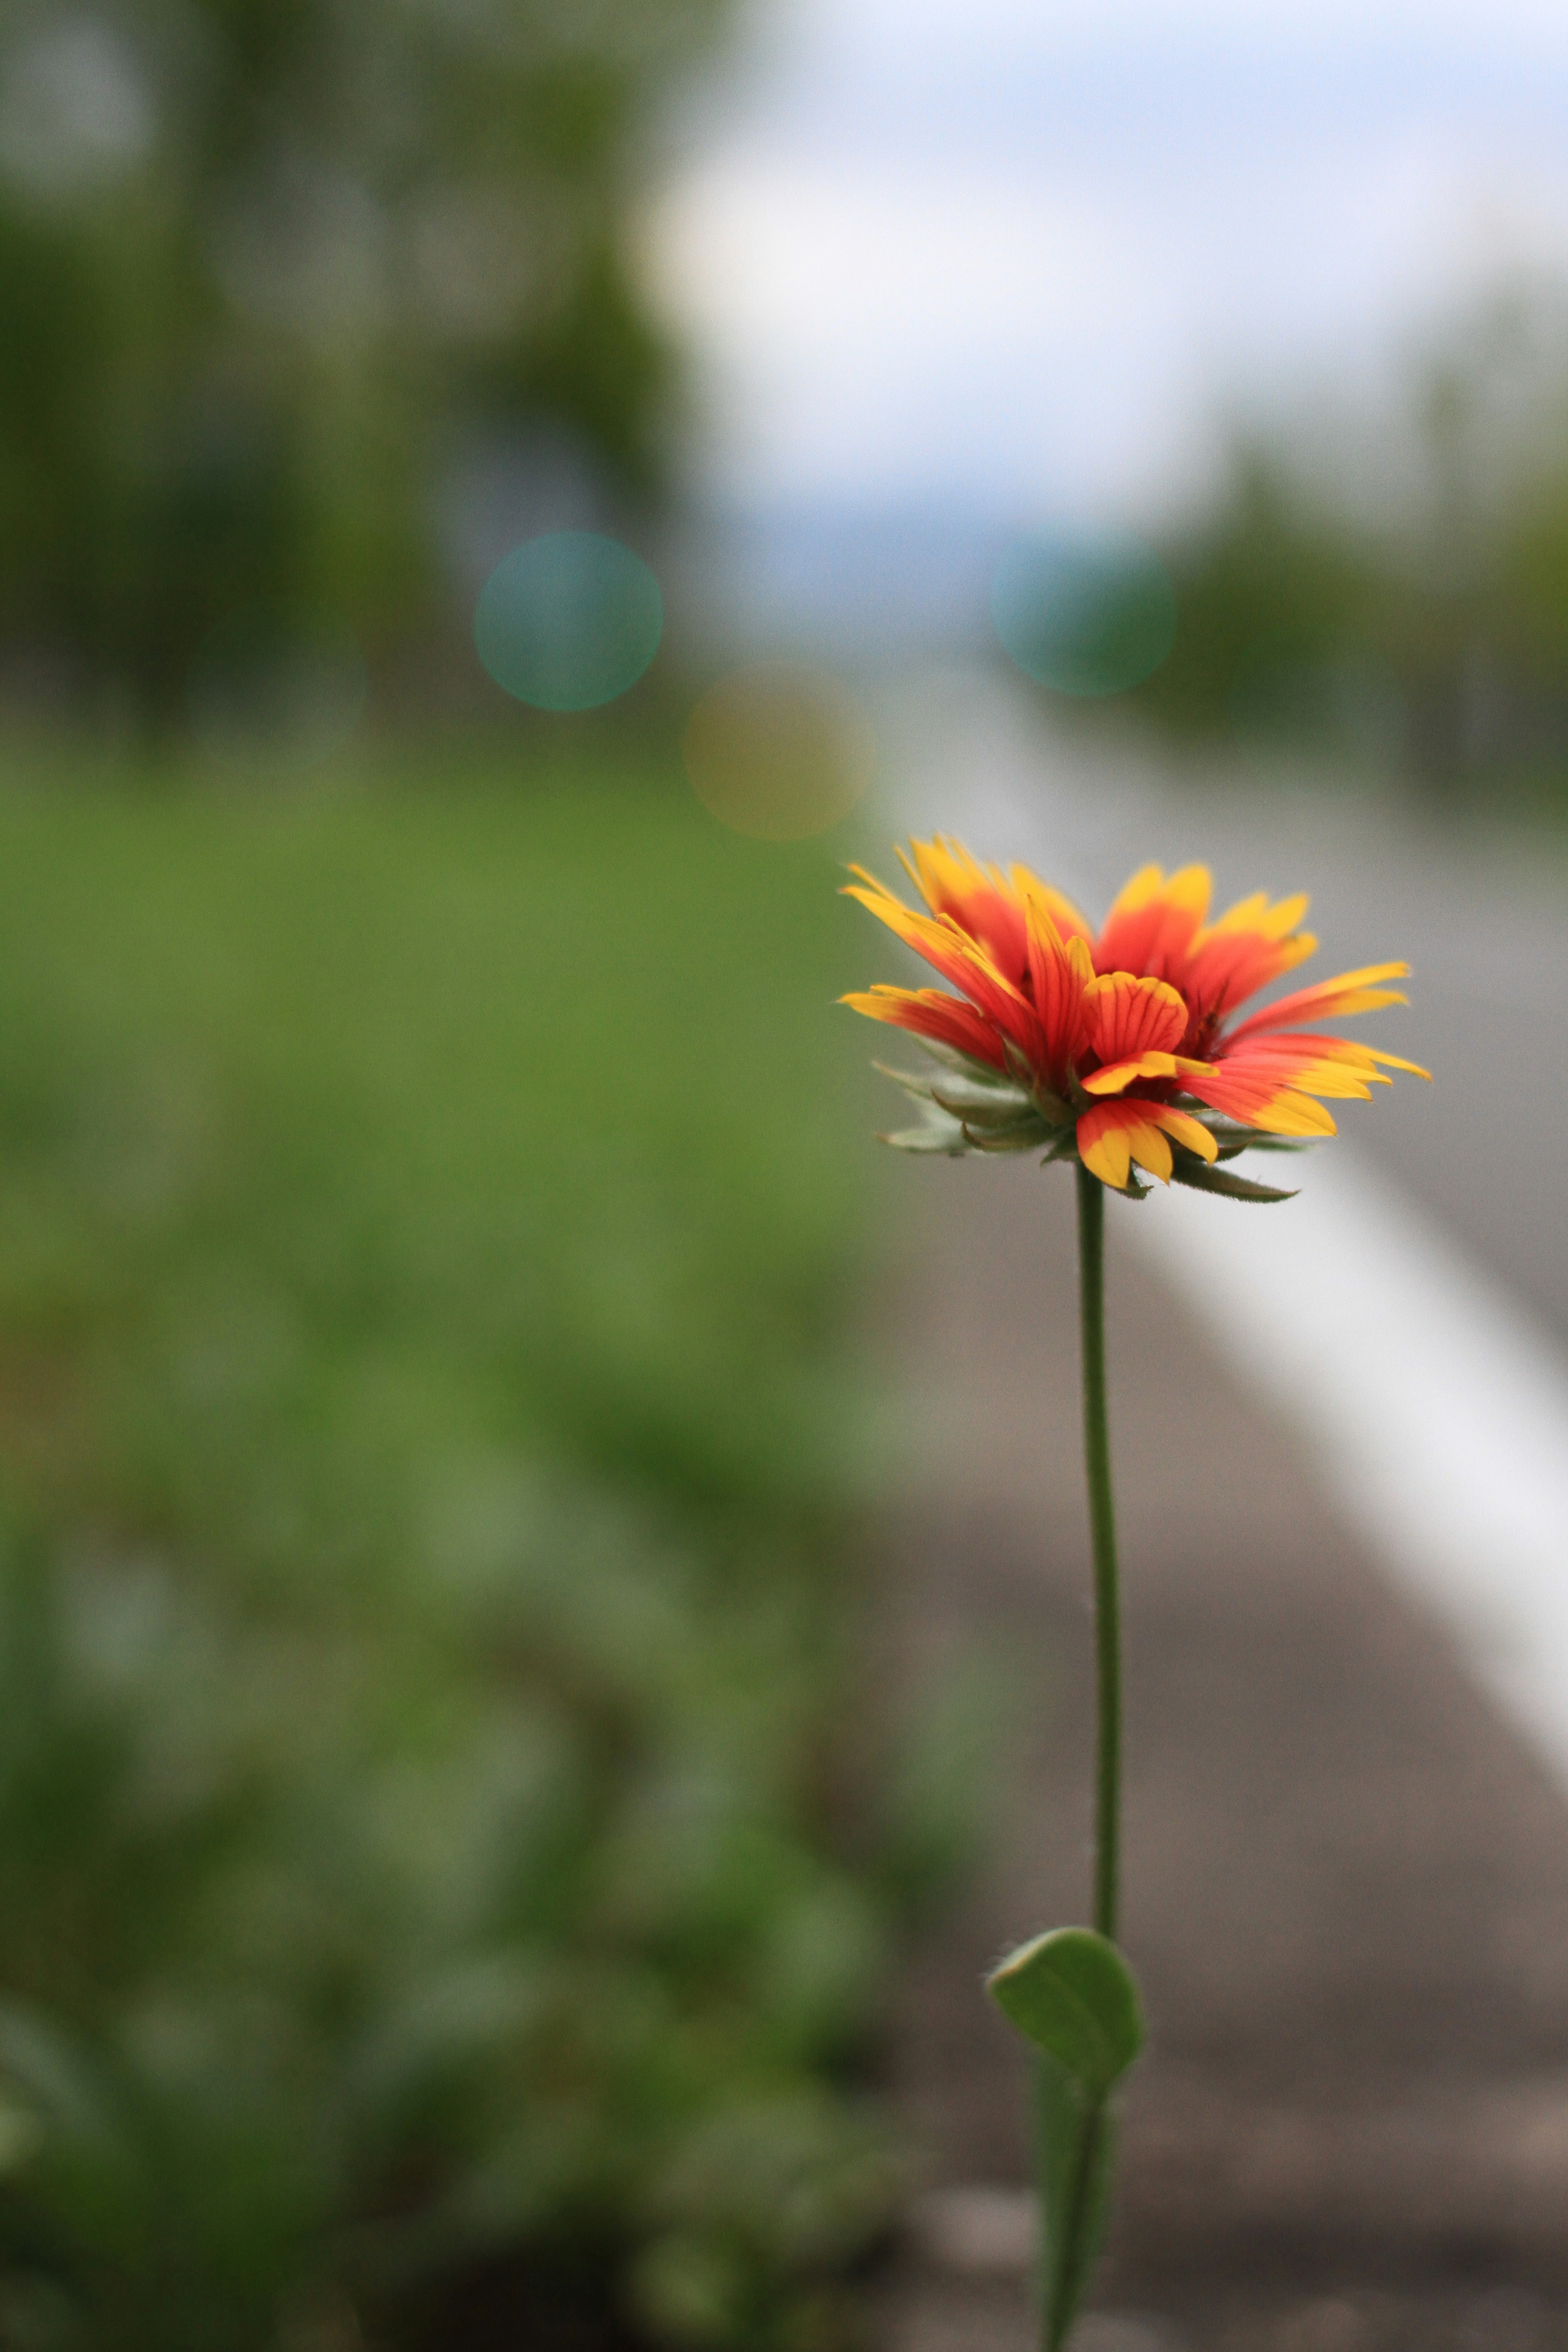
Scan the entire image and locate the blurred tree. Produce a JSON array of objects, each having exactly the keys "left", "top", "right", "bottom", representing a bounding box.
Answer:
[
  {"left": 1131, "top": 449, "right": 1386, "bottom": 741},
  {"left": 1126, "top": 289, "right": 1568, "bottom": 802},
  {"left": 0, "top": 0, "right": 730, "bottom": 722}
]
